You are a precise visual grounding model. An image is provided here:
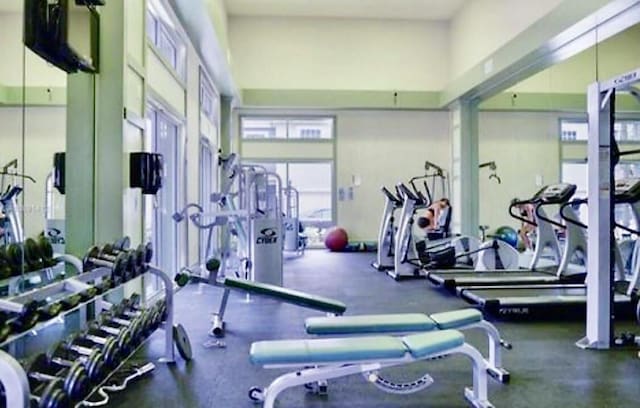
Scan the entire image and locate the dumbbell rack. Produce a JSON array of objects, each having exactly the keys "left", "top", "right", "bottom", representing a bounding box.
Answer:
[
  {"left": 0, "top": 263, "right": 180, "bottom": 408},
  {"left": 0, "top": 255, "right": 75, "bottom": 297}
]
